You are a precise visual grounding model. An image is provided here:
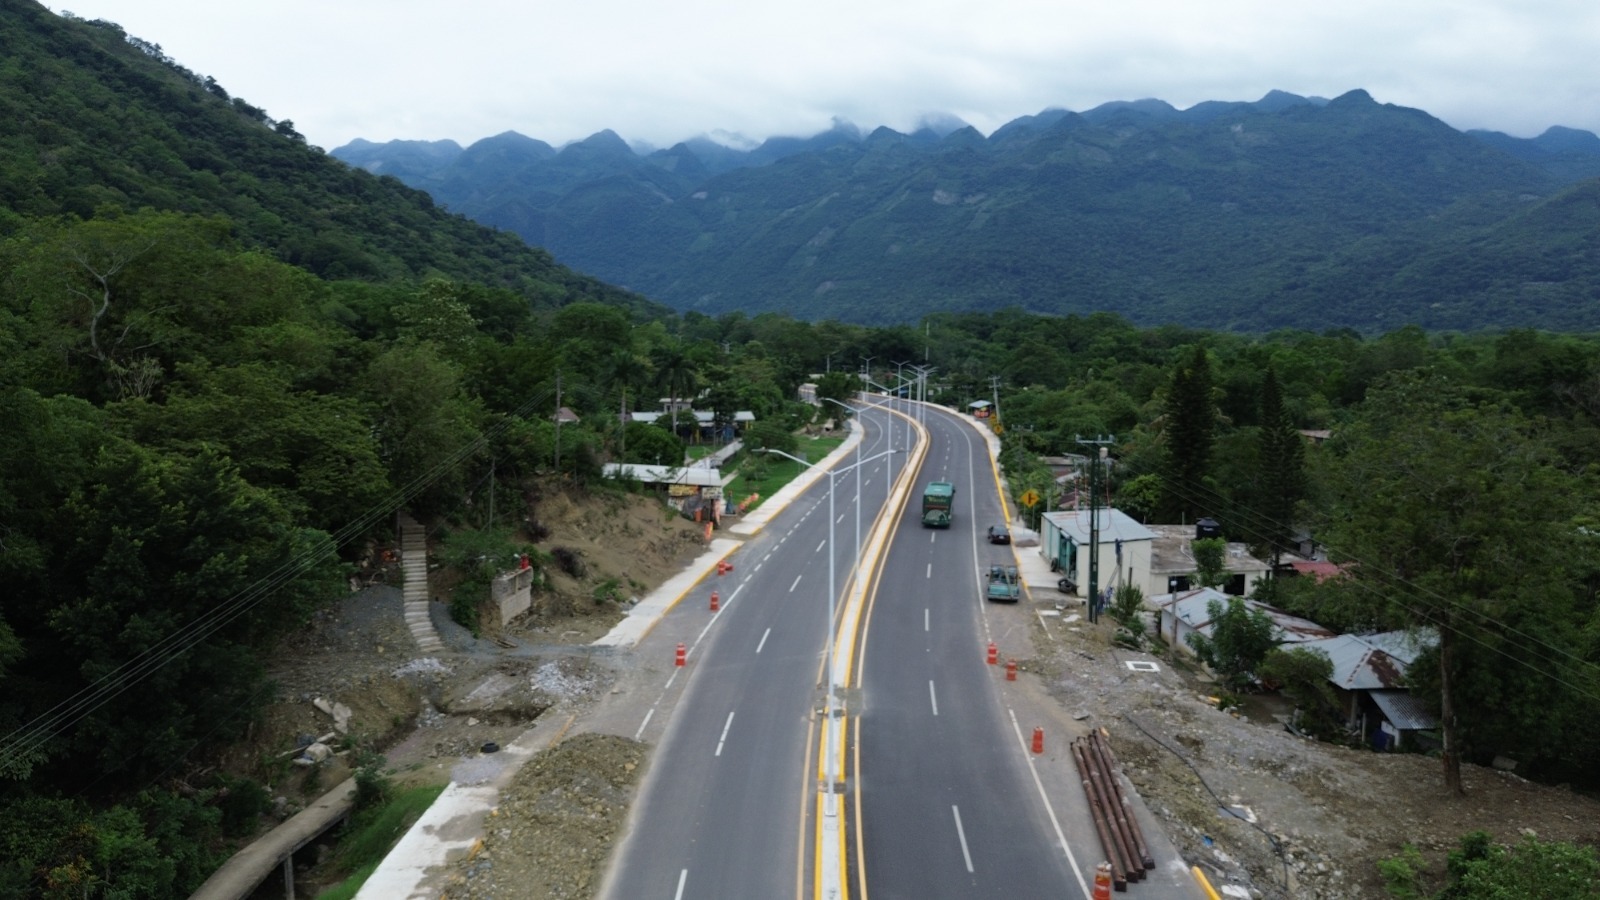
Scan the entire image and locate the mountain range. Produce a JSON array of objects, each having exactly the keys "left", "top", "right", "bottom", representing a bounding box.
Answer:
[{"left": 335, "top": 92, "right": 1600, "bottom": 332}]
